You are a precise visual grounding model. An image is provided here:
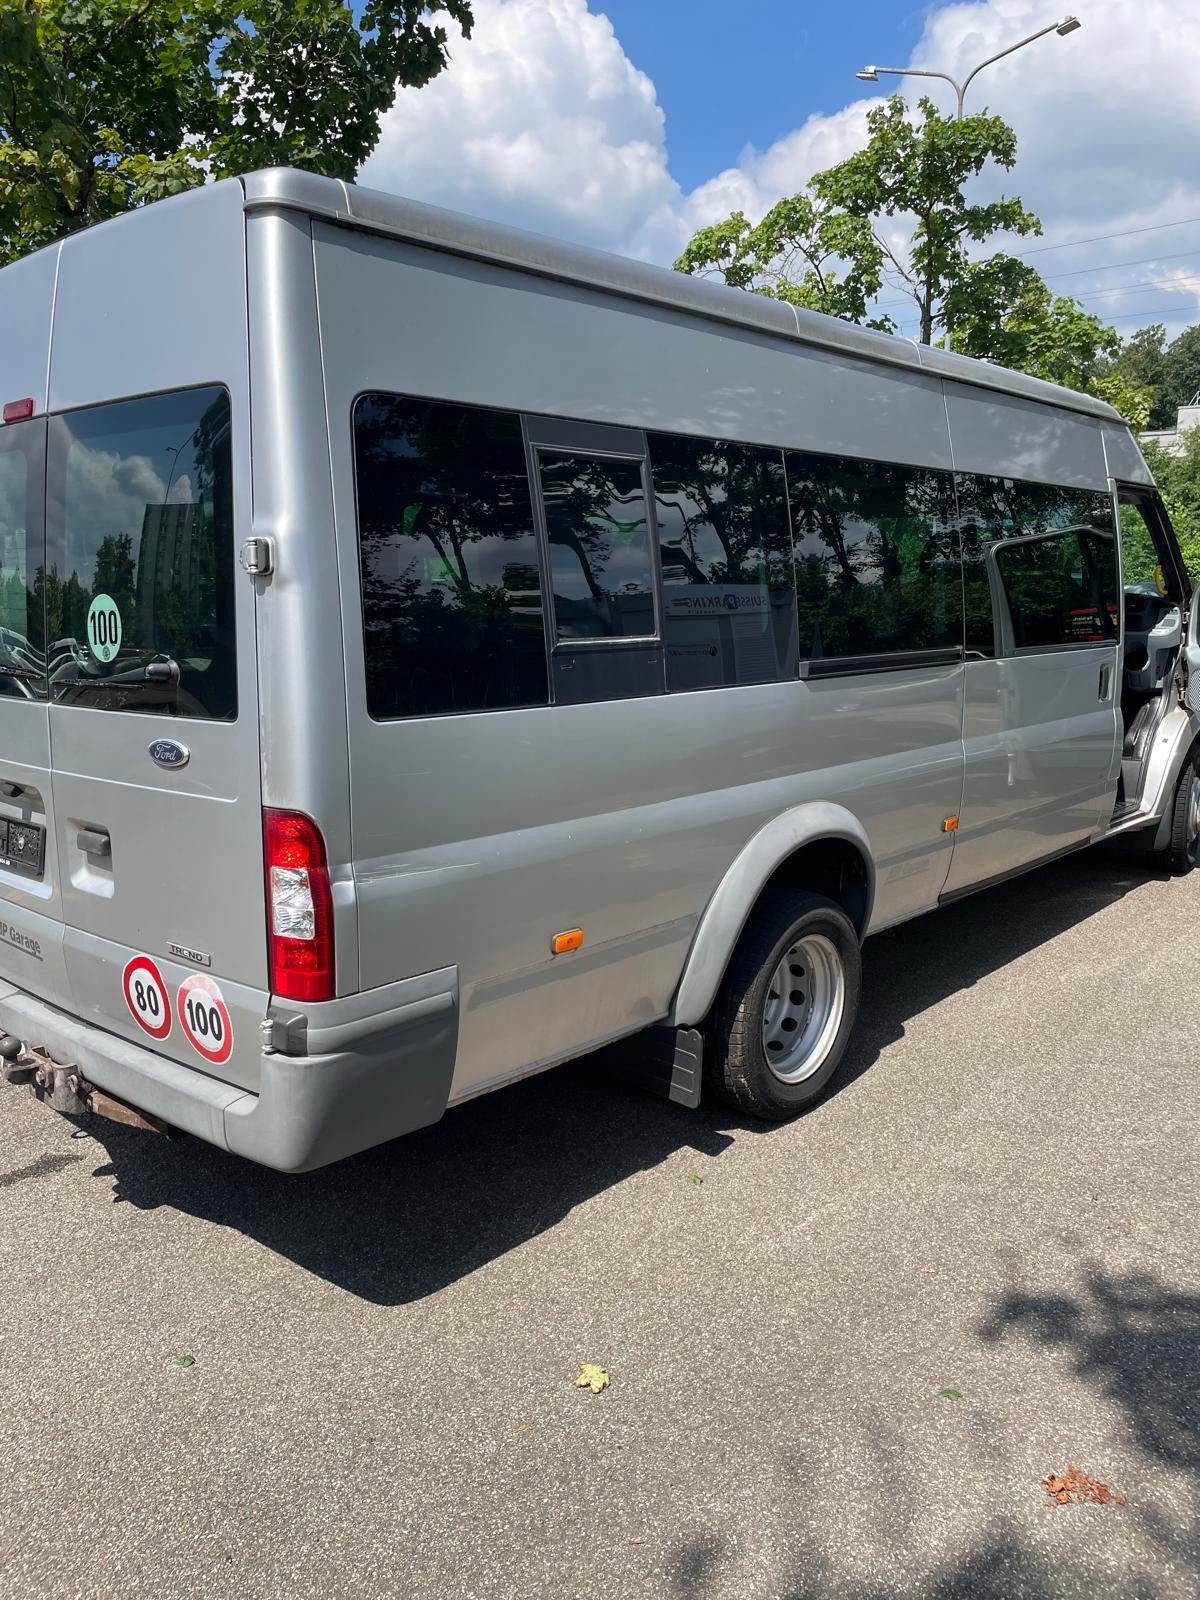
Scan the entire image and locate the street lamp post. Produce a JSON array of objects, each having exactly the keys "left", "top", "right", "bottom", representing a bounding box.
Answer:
[
  {"left": 855, "top": 16, "right": 1081, "bottom": 348},
  {"left": 856, "top": 15, "right": 1080, "bottom": 120}
]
